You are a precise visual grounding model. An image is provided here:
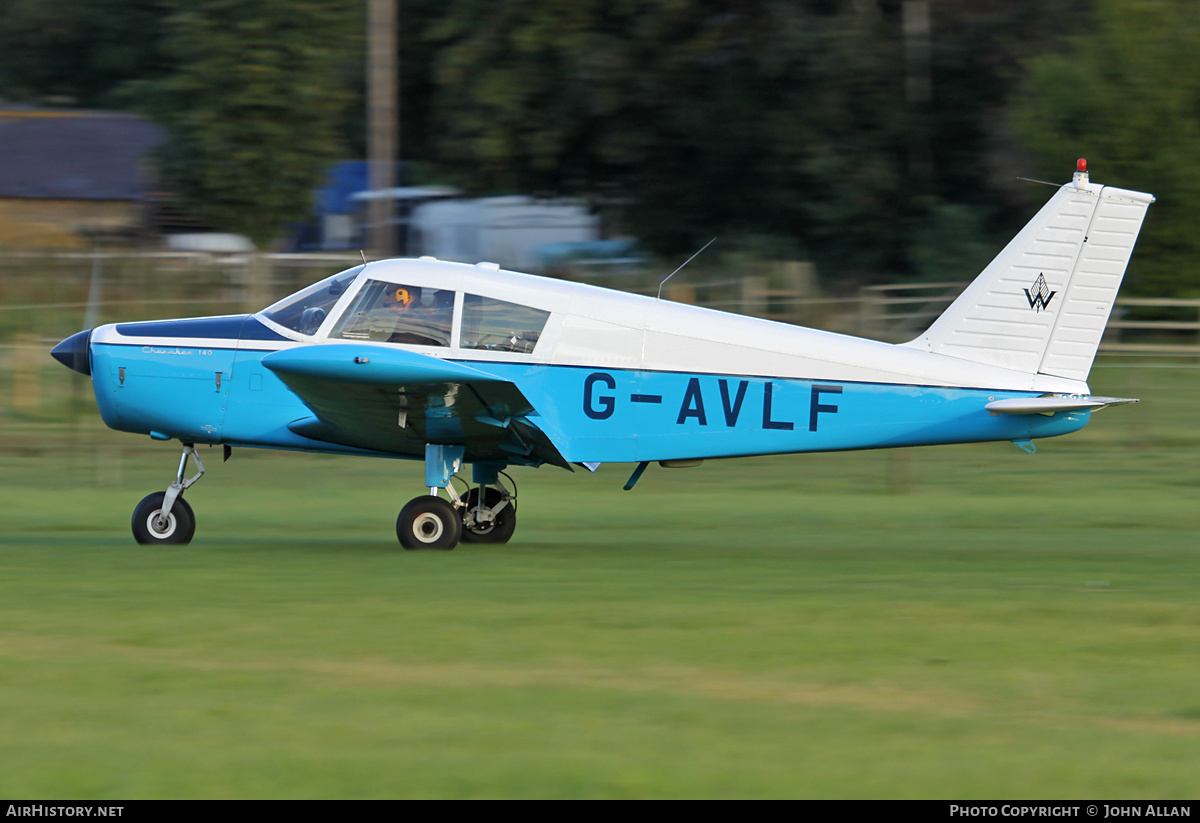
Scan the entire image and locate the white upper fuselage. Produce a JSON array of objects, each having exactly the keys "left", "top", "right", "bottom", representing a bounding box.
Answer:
[{"left": 268, "top": 257, "right": 1088, "bottom": 395}]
